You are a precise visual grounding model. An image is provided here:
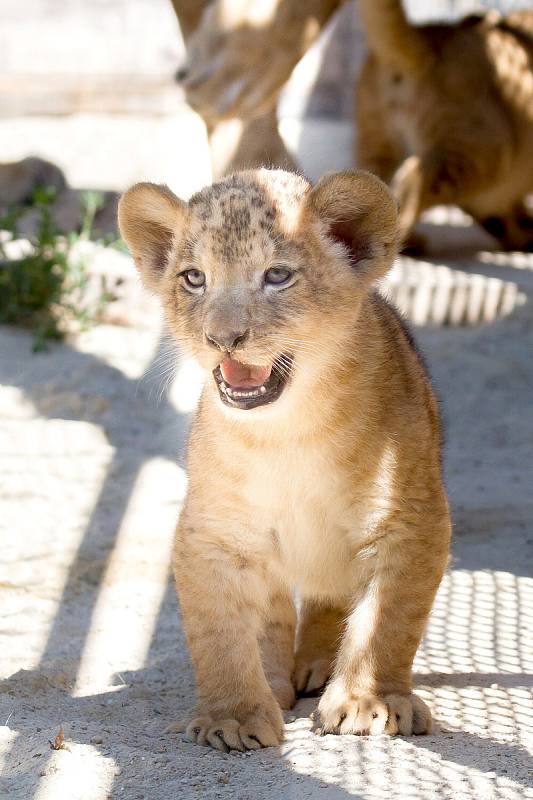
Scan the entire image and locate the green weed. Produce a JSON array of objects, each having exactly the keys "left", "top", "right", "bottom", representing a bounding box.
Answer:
[{"left": 0, "top": 187, "right": 115, "bottom": 351}]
